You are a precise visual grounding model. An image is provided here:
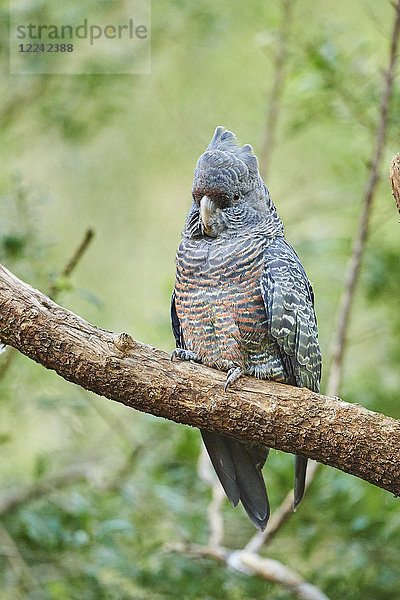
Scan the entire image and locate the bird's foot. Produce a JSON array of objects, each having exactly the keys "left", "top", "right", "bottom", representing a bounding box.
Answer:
[
  {"left": 224, "top": 366, "right": 242, "bottom": 391},
  {"left": 171, "top": 348, "right": 201, "bottom": 363}
]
